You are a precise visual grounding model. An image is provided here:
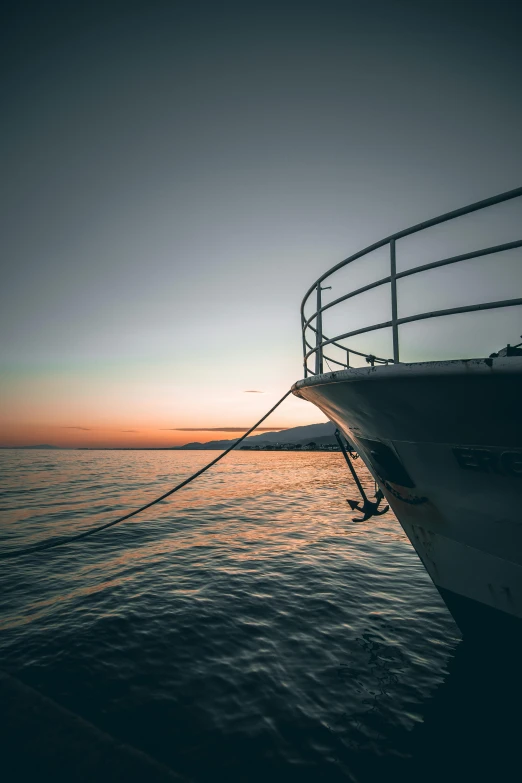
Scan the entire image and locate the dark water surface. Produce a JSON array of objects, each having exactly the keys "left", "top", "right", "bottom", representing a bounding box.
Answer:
[{"left": 1, "top": 450, "right": 520, "bottom": 782}]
